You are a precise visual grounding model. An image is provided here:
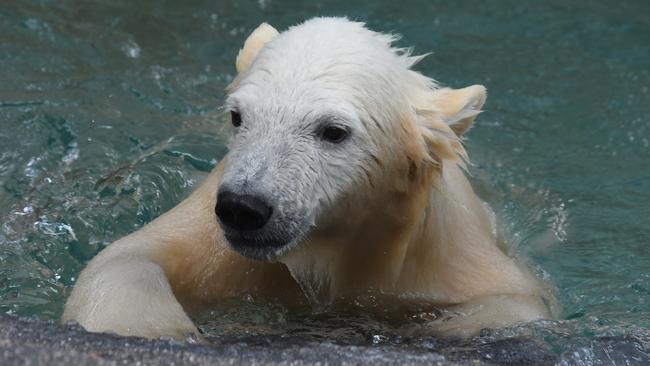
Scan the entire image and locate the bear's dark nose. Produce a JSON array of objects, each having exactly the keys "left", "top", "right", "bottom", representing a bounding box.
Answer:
[{"left": 215, "top": 191, "right": 273, "bottom": 232}]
